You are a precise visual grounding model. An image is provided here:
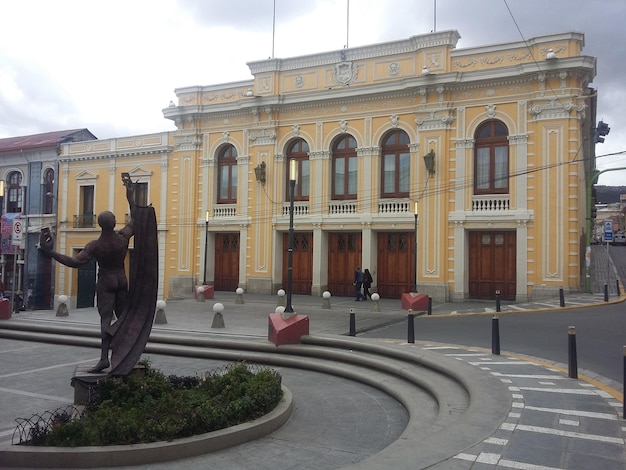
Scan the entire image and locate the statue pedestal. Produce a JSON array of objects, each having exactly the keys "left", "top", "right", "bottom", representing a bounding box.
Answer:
[
  {"left": 268, "top": 313, "right": 309, "bottom": 346},
  {"left": 71, "top": 365, "right": 146, "bottom": 405}
]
